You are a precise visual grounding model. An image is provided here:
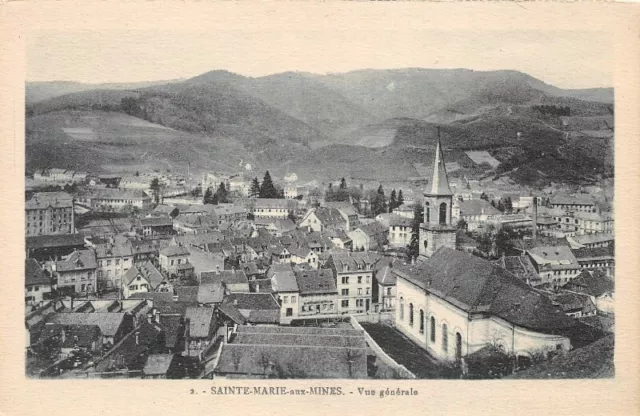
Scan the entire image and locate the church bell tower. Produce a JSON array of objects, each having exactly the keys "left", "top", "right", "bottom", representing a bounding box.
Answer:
[{"left": 419, "top": 128, "right": 457, "bottom": 258}]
